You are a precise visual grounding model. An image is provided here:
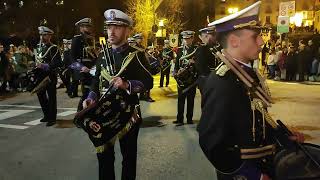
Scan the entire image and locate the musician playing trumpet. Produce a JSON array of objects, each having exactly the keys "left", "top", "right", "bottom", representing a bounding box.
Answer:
[
  {"left": 35, "top": 26, "right": 62, "bottom": 126},
  {"left": 197, "top": 2, "right": 304, "bottom": 179},
  {"left": 82, "top": 9, "right": 152, "bottom": 180}
]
